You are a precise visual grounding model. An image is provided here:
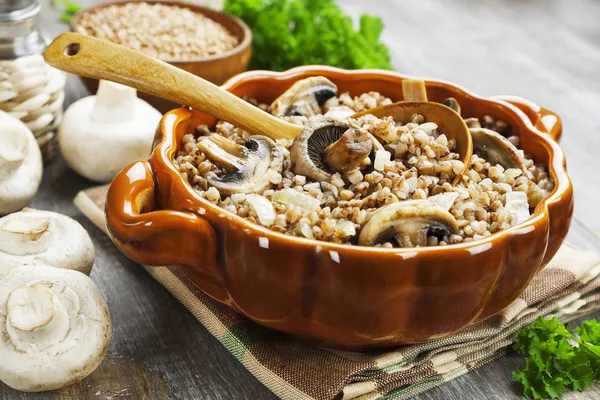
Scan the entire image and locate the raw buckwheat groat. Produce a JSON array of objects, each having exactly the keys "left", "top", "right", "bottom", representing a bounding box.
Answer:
[
  {"left": 75, "top": 3, "right": 239, "bottom": 60},
  {"left": 174, "top": 77, "right": 553, "bottom": 248}
]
